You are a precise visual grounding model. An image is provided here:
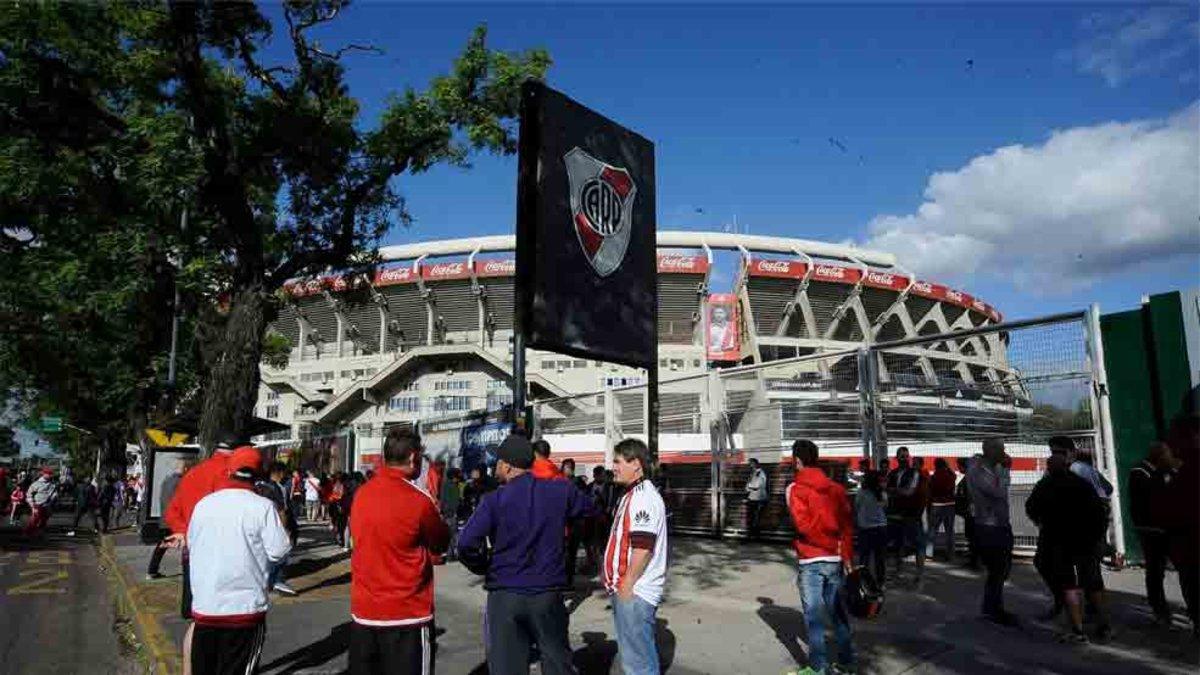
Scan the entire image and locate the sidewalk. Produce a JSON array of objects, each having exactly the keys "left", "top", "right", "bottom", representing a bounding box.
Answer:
[{"left": 107, "top": 523, "right": 1199, "bottom": 674}]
